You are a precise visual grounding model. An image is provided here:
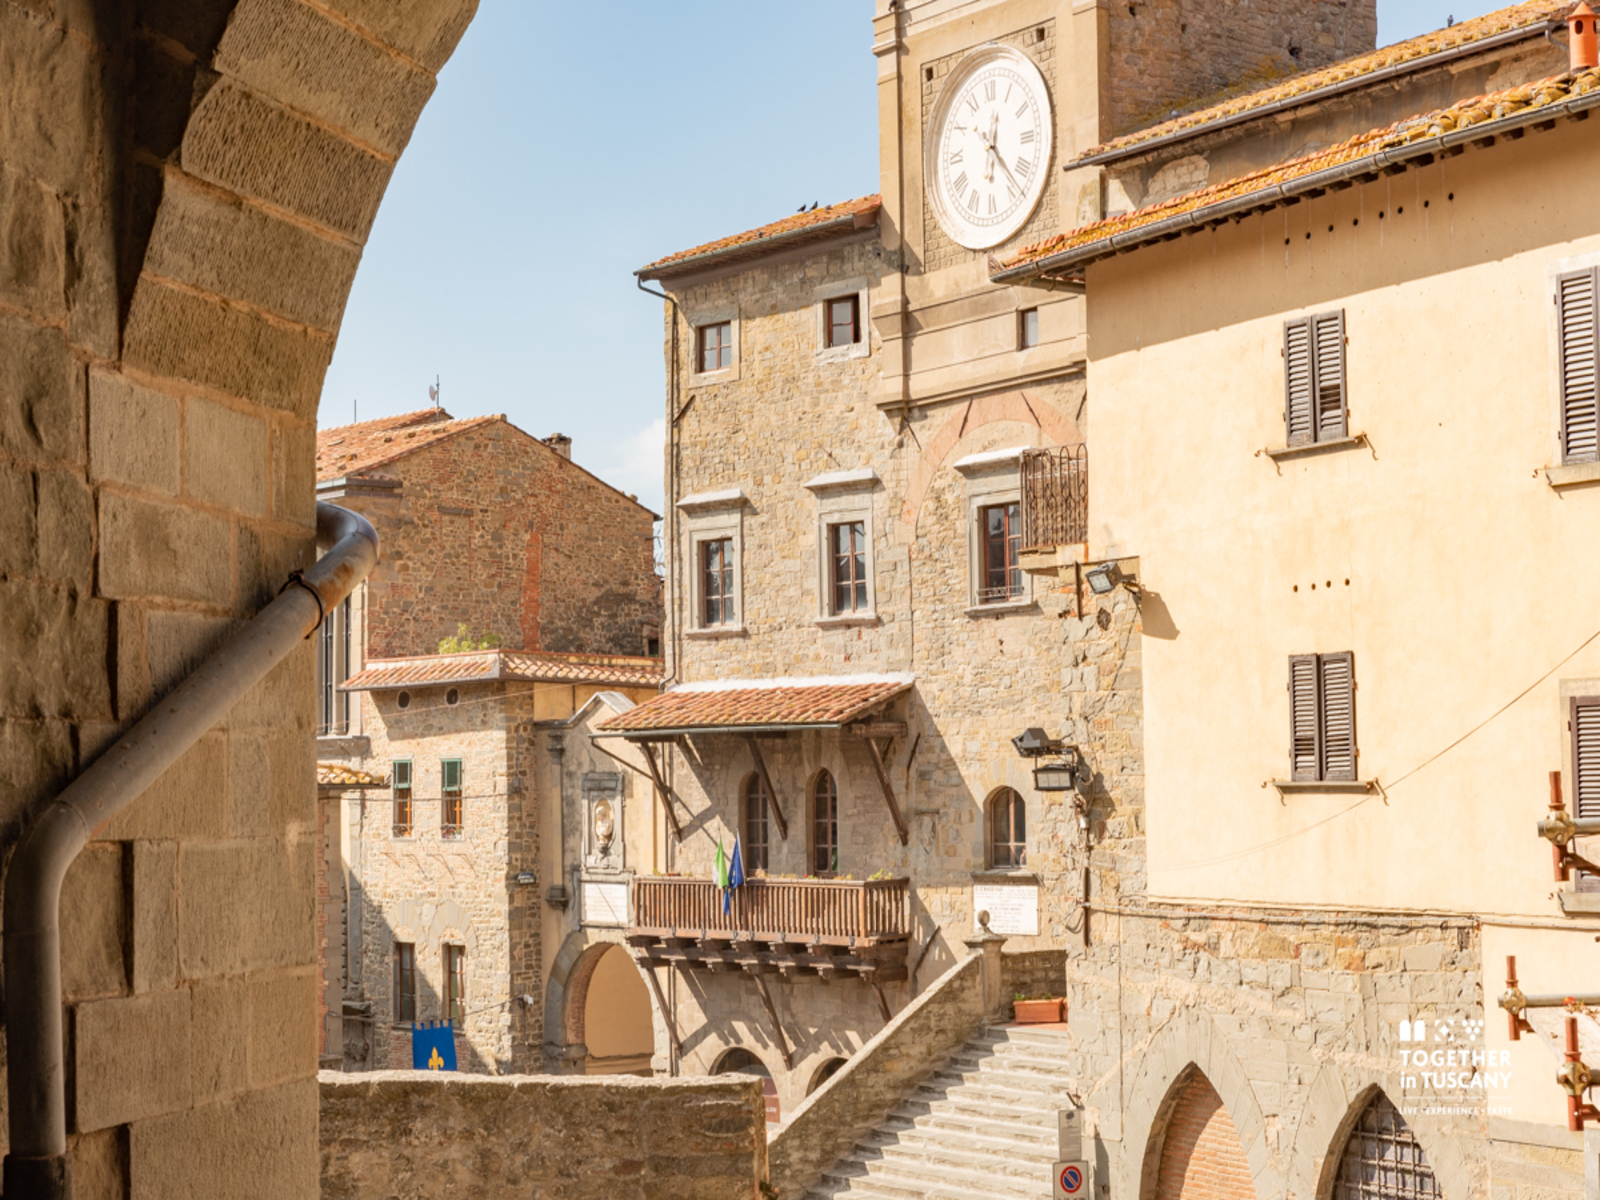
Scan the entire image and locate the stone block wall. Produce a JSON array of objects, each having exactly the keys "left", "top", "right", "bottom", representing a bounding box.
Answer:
[{"left": 319, "top": 1070, "right": 768, "bottom": 1200}]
